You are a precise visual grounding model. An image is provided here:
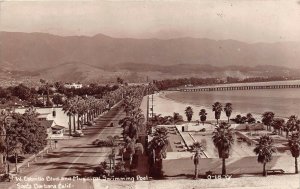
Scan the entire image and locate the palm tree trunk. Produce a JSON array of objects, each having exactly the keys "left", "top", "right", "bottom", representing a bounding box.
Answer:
[
  {"left": 227, "top": 117, "right": 230, "bottom": 123},
  {"left": 77, "top": 115, "right": 80, "bottom": 130},
  {"left": 73, "top": 115, "right": 76, "bottom": 132},
  {"left": 222, "top": 158, "right": 226, "bottom": 175},
  {"left": 263, "top": 163, "right": 267, "bottom": 176},
  {"left": 295, "top": 157, "right": 298, "bottom": 174},
  {"left": 194, "top": 164, "right": 198, "bottom": 179},
  {"left": 0, "top": 154, "right": 3, "bottom": 165},
  {"left": 153, "top": 149, "right": 155, "bottom": 164},
  {"left": 15, "top": 153, "right": 18, "bottom": 173},
  {"left": 69, "top": 115, "right": 72, "bottom": 136},
  {"left": 129, "top": 154, "right": 133, "bottom": 165},
  {"left": 286, "top": 131, "right": 289, "bottom": 138}
]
